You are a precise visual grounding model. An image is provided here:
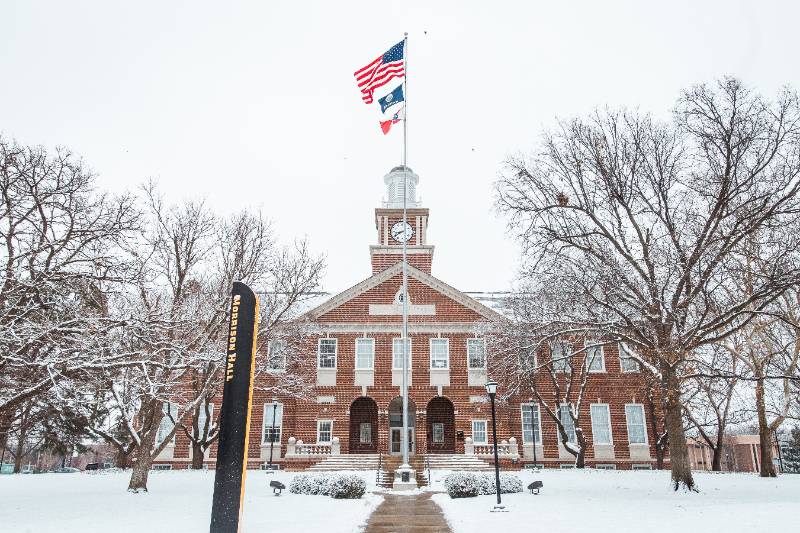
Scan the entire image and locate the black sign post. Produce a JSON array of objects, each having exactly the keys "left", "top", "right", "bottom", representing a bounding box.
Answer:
[{"left": 210, "top": 282, "right": 260, "bottom": 533}]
